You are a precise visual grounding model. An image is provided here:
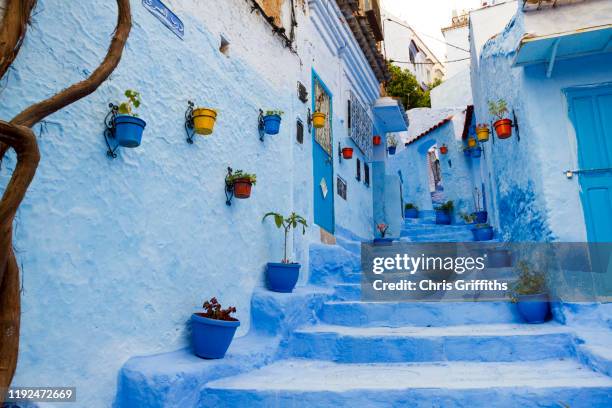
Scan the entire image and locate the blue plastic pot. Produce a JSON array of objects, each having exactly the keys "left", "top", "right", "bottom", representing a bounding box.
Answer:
[
  {"left": 388, "top": 146, "right": 397, "bottom": 155},
  {"left": 471, "top": 226, "right": 494, "bottom": 241},
  {"left": 516, "top": 293, "right": 550, "bottom": 323},
  {"left": 463, "top": 149, "right": 471, "bottom": 157},
  {"left": 404, "top": 208, "right": 419, "bottom": 218},
  {"left": 471, "top": 146, "right": 482, "bottom": 158},
  {"left": 435, "top": 210, "right": 451, "bottom": 225},
  {"left": 114, "top": 115, "right": 146, "bottom": 148},
  {"left": 473, "top": 211, "right": 488, "bottom": 224},
  {"left": 373, "top": 237, "right": 393, "bottom": 246},
  {"left": 191, "top": 313, "right": 240, "bottom": 359},
  {"left": 266, "top": 262, "right": 300, "bottom": 293},
  {"left": 263, "top": 114, "right": 282, "bottom": 135}
]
